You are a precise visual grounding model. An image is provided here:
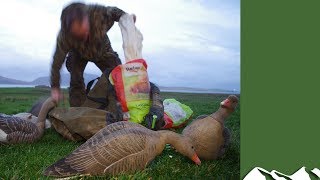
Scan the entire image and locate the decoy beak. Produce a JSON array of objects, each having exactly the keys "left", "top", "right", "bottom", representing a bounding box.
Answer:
[
  {"left": 221, "top": 98, "right": 231, "bottom": 108},
  {"left": 192, "top": 153, "right": 201, "bottom": 165}
]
